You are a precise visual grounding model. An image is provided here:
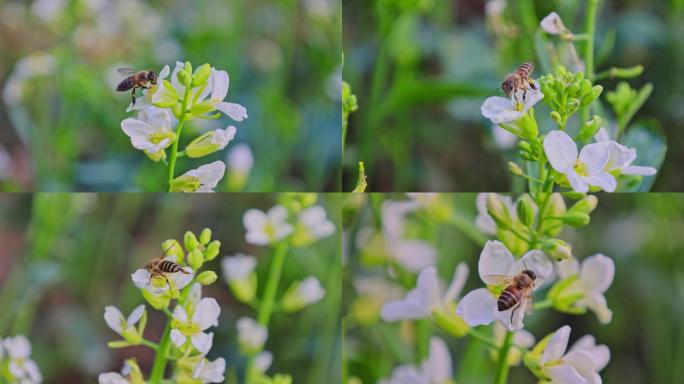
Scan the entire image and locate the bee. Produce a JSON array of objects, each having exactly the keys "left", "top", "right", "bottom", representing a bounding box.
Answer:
[
  {"left": 501, "top": 62, "right": 537, "bottom": 103},
  {"left": 145, "top": 256, "right": 191, "bottom": 288},
  {"left": 116, "top": 68, "right": 158, "bottom": 106},
  {"left": 484, "top": 265, "right": 536, "bottom": 323}
]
